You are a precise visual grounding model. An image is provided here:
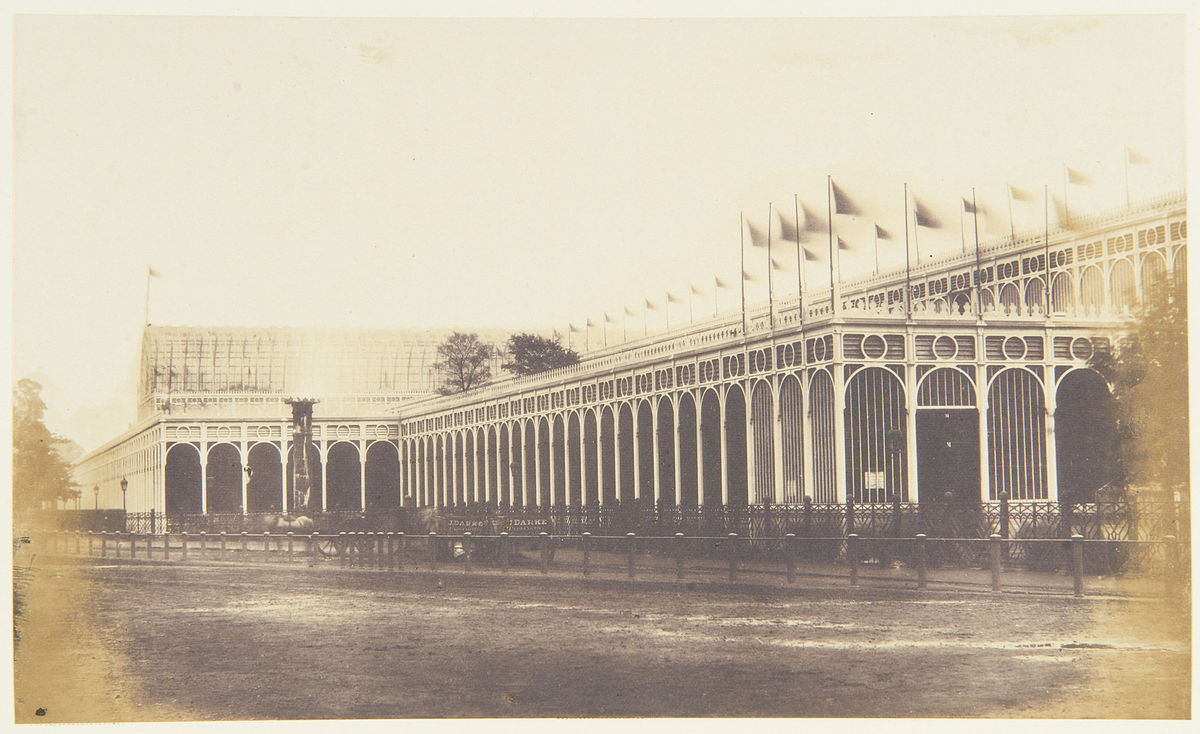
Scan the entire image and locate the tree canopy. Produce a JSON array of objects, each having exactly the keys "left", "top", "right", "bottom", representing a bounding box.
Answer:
[
  {"left": 433, "top": 332, "right": 495, "bottom": 395},
  {"left": 1090, "top": 282, "right": 1188, "bottom": 496},
  {"left": 13, "top": 378, "right": 79, "bottom": 513},
  {"left": 501, "top": 332, "right": 580, "bottom": 376}
]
